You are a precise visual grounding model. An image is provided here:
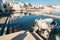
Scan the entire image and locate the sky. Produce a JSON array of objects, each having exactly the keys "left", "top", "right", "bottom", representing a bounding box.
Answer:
[{"left": 14, "top": 0, "right": 60, "bottom": 5}]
